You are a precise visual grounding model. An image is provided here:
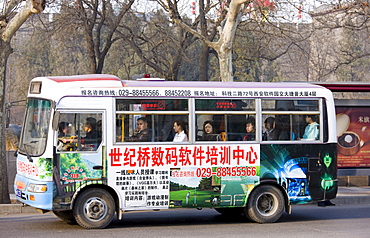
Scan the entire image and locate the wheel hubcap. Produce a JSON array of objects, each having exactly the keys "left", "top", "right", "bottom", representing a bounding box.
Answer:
[
  {"left": 256, "top": 192, "right": 277, "bottom": 216},
  {"left": 84, "top": 197, "right": 107, "bottom": 221}
]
